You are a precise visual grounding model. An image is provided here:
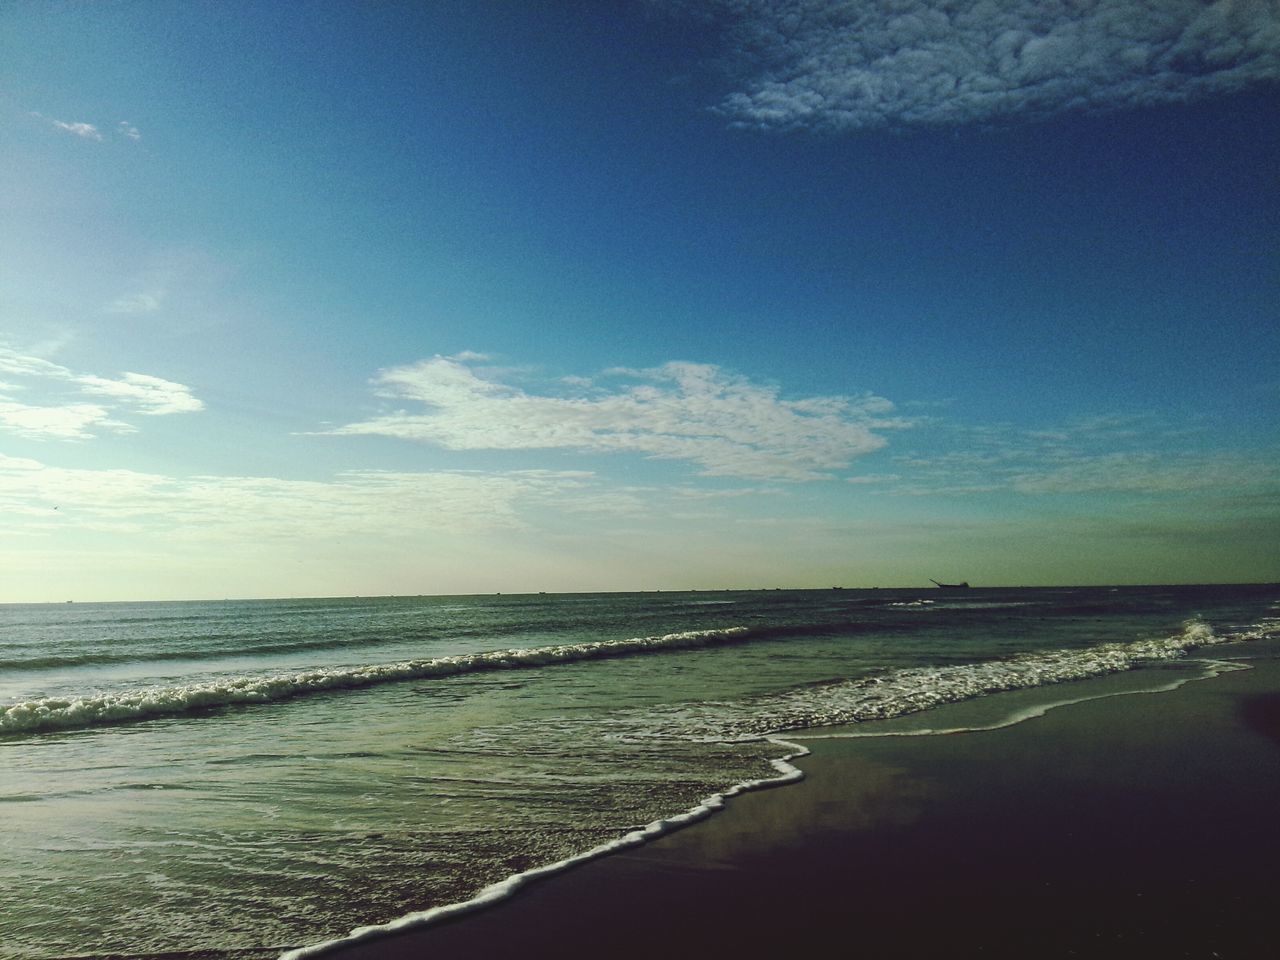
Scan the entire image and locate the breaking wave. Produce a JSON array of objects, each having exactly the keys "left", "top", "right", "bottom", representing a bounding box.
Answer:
[
  {"left": 739, "top": 618, "right": 1228, "bottom": 736},
  {"left": 564, "top": 619, "right": 1266, "bottom": 742},
  {"left": 0, "top": 627, "right": 750, "bottom": 737},
  {"left": 6, "top": 616, "right": 1273, "bottom": 742}
]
